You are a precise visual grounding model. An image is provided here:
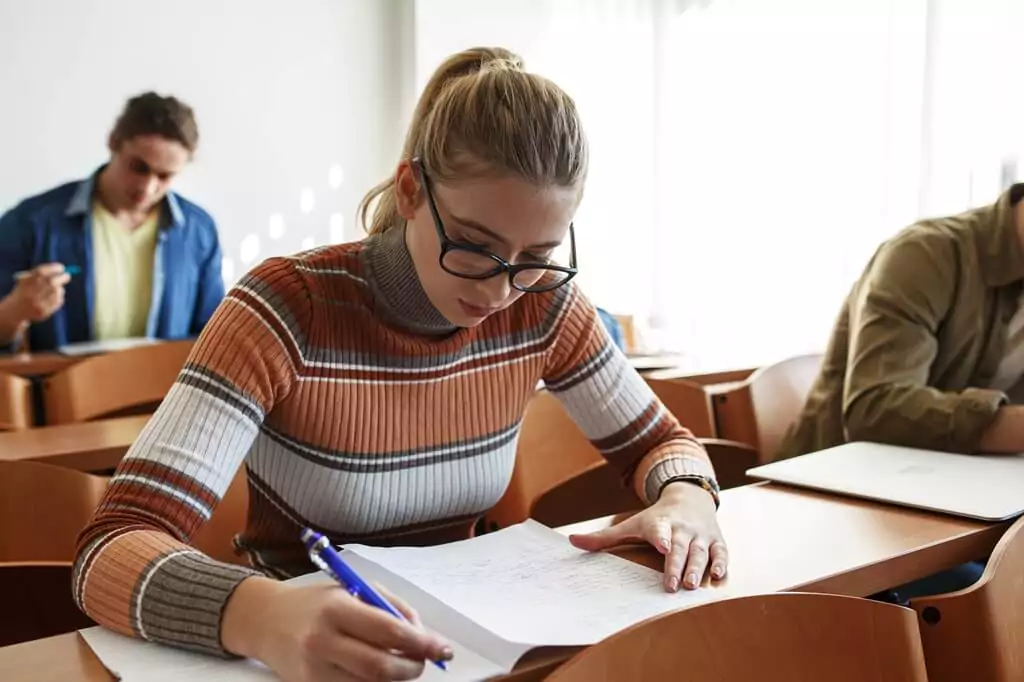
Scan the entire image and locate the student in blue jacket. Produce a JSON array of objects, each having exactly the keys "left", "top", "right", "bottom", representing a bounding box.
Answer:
[{"left": 0, "top": 92, "right": 224, "bottom": 352}]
